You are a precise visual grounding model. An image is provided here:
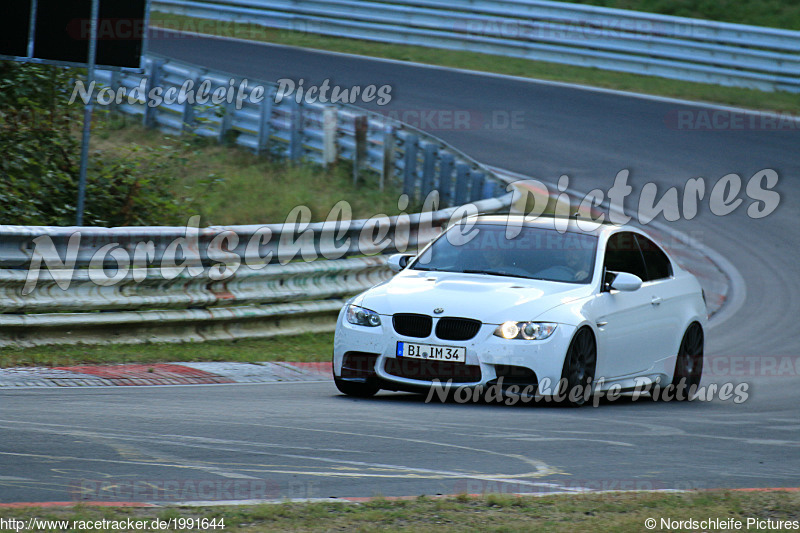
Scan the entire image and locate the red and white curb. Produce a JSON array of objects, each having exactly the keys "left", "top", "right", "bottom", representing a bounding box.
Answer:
[{"left": 0, "top": 362, "right": 333, "bottom": 388}]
